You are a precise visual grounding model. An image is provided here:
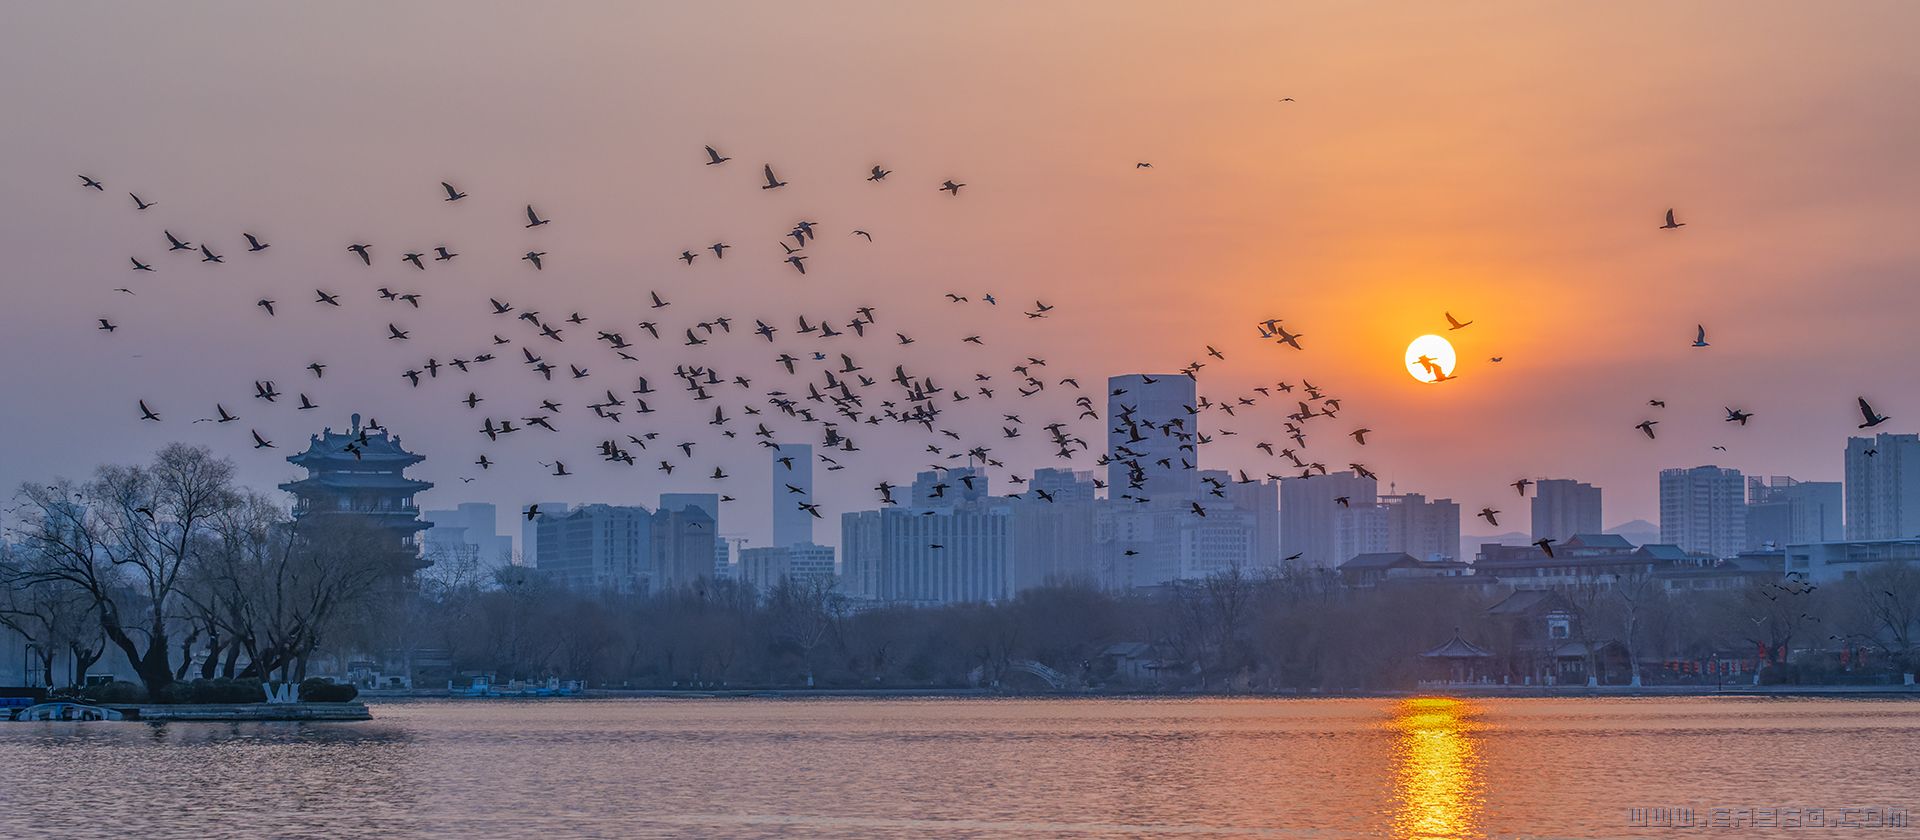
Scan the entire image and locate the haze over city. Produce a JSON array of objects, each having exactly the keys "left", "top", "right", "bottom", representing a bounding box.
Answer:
[{"left": 6, "top": 3, "right": 1920, "bottom": 550}]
